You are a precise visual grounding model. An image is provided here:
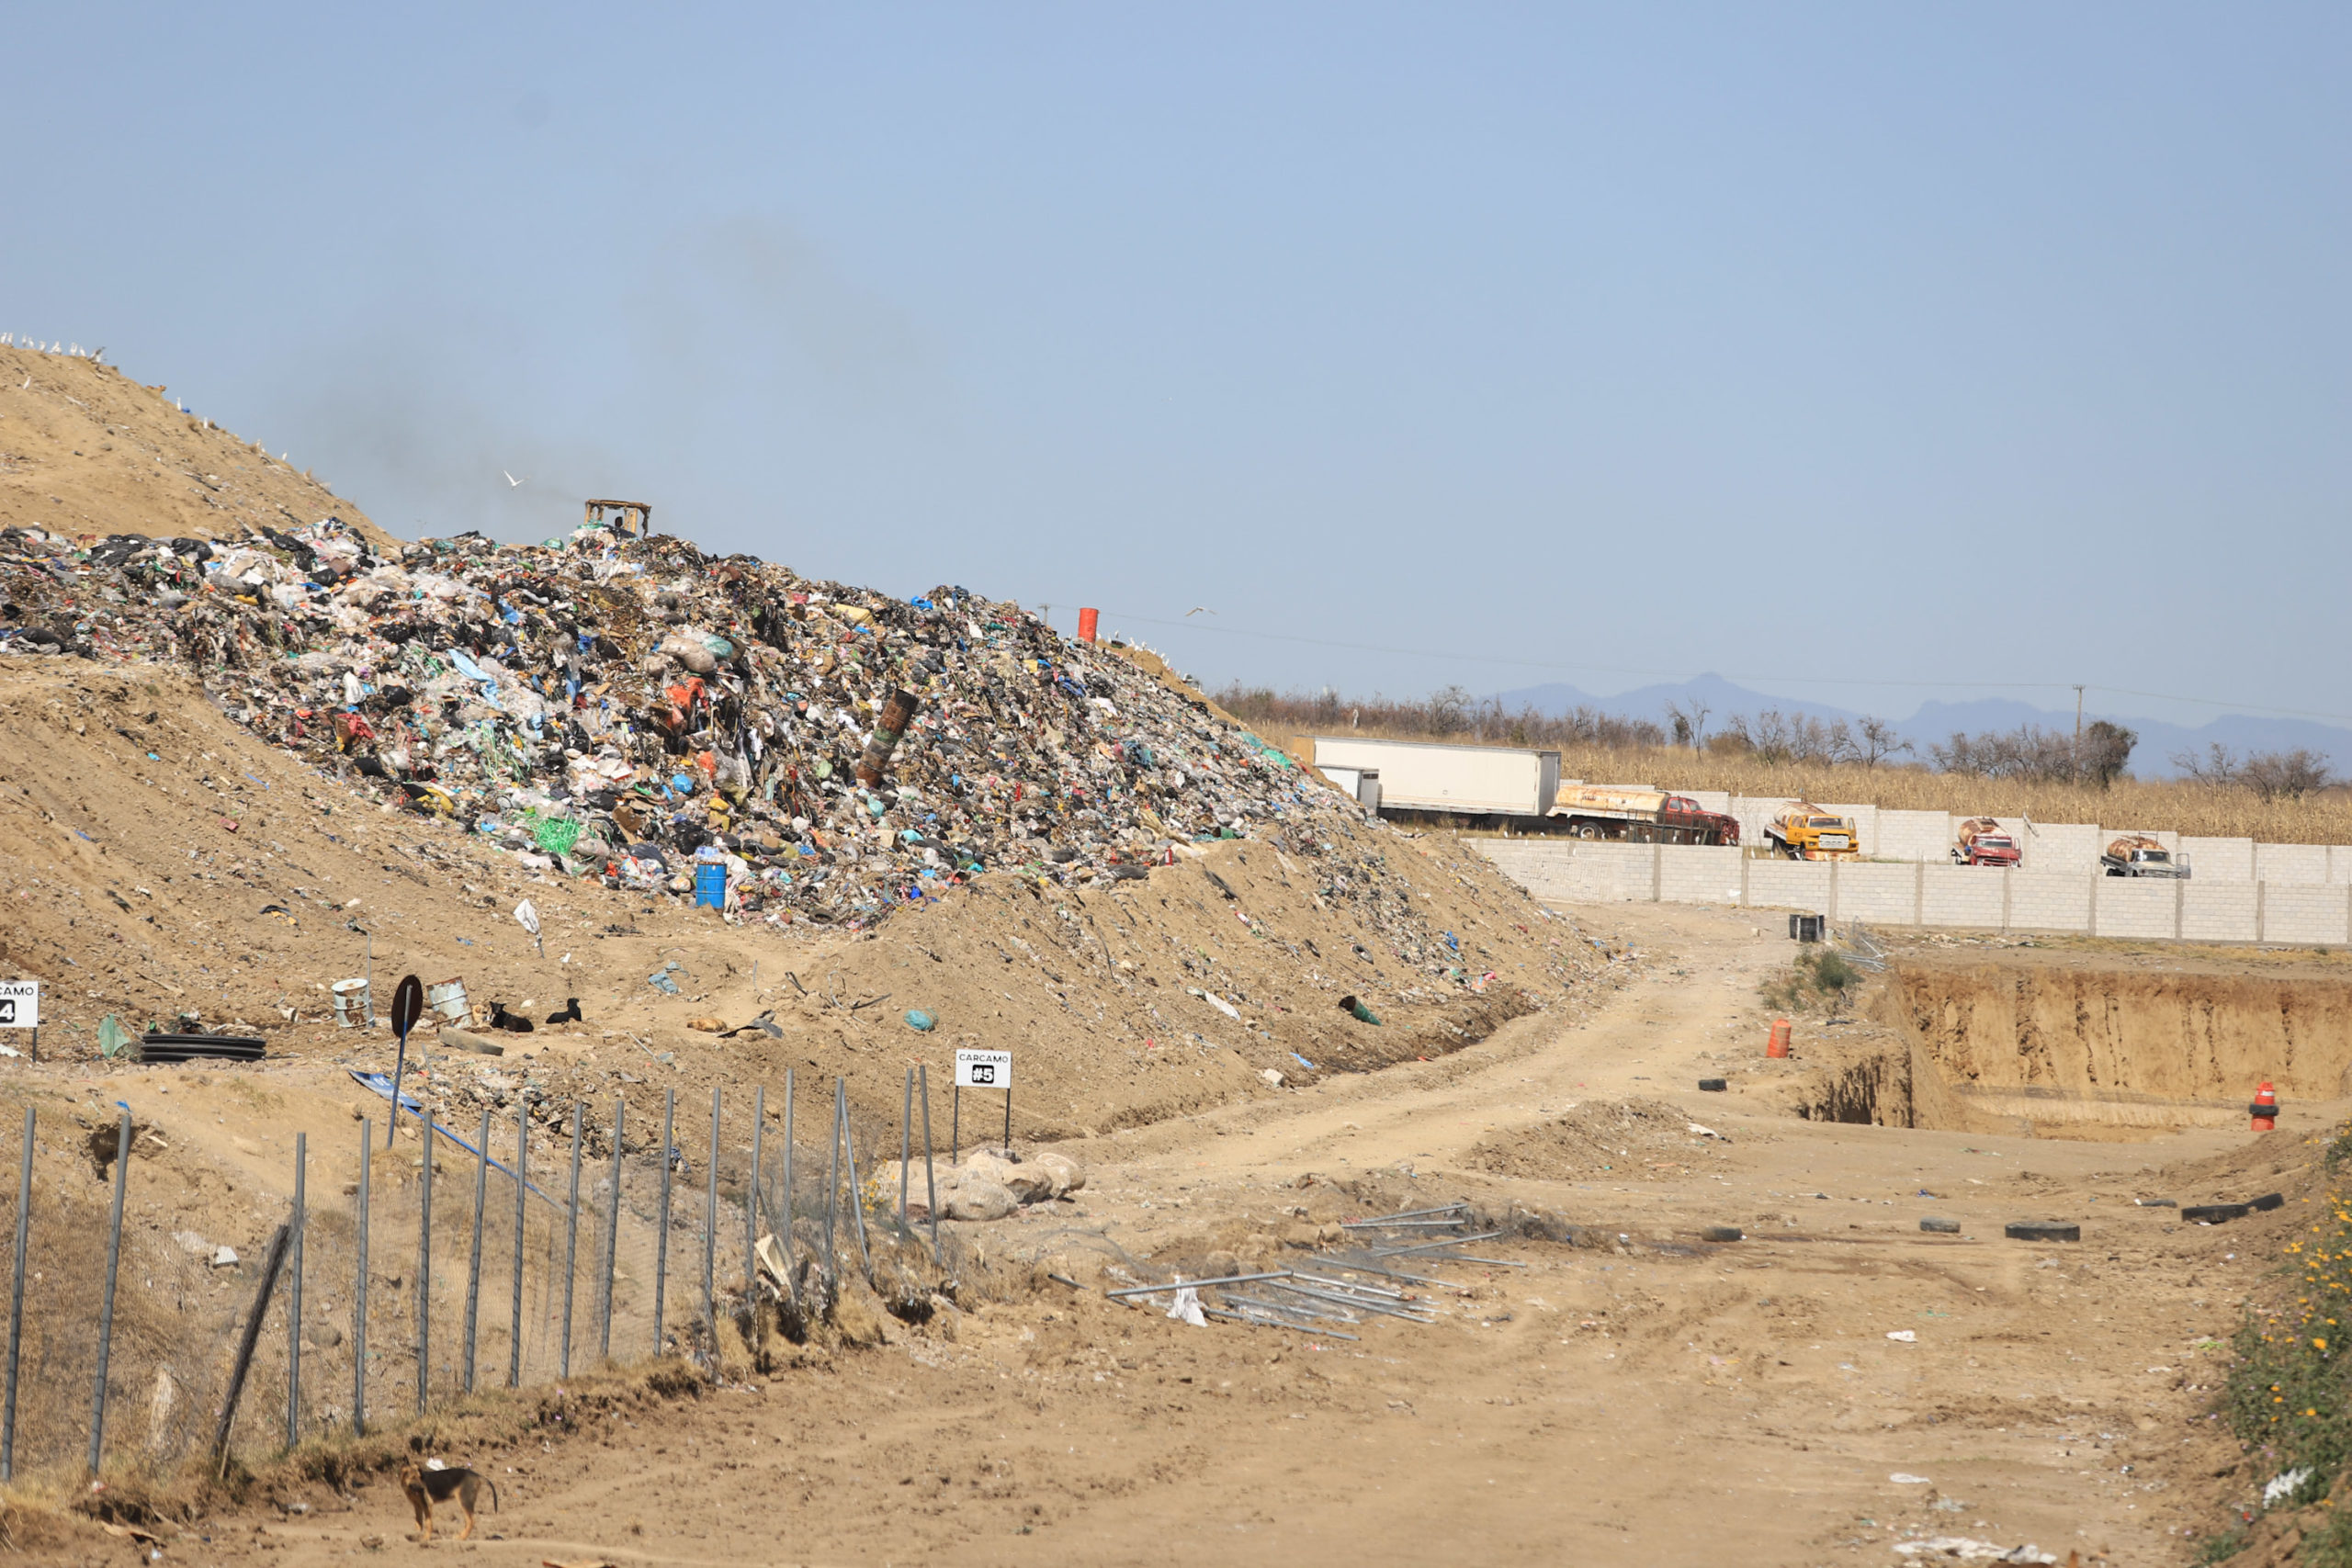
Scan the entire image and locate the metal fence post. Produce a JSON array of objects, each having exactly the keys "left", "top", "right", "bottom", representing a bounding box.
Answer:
[
  {"left": 779, "top": 1070, "right": 796, "bottom": 1301},
  {"left": 821, "top": 1082, "right": 840, "bottom": 1286},
  {"left": 919, "top": 1064, "right": 940, "bottom": 1263},
  {"left": 287, "top": 1131, "right": 305, "bottom": 1450},
  {"left": 599, "top": 1098, "right": 623, "bottom": 1364},
  {"left": 840, "top": 1082, "right": 872, "bottom": 1278},
  {"left": 560, "top": 1102, "right": 582, "bottom": 1380},
  {"left": 417, "top": 1101, "right": 433, "bottom": 1414},
  {"left": 509, "top": 1102, "right": 527, "bottom": 1389},
  {"left": 3, "top": 1106, "right": 31, "bottom": 1482},
  {"left": 86, "top": 1110, "right": 130, "bottom": 1476},
  {"left": 652, "top": 1089, "right": 674, "bottom": 1360},
  {"left": 703, "top": 1088, "right": 719, "bottom": 1367},
  {"left": 746, "top": 1085, "right": 763, "bottom": 1299},
  {"left": 899, "top": 1067, "right": 912, "bottom": 1228},
  {"left": 354, "top": 1120, "right": 369, "bottom": 1435},
  {"left": 463, "top": 1108, "right": 491, "bottom": 1394}
]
